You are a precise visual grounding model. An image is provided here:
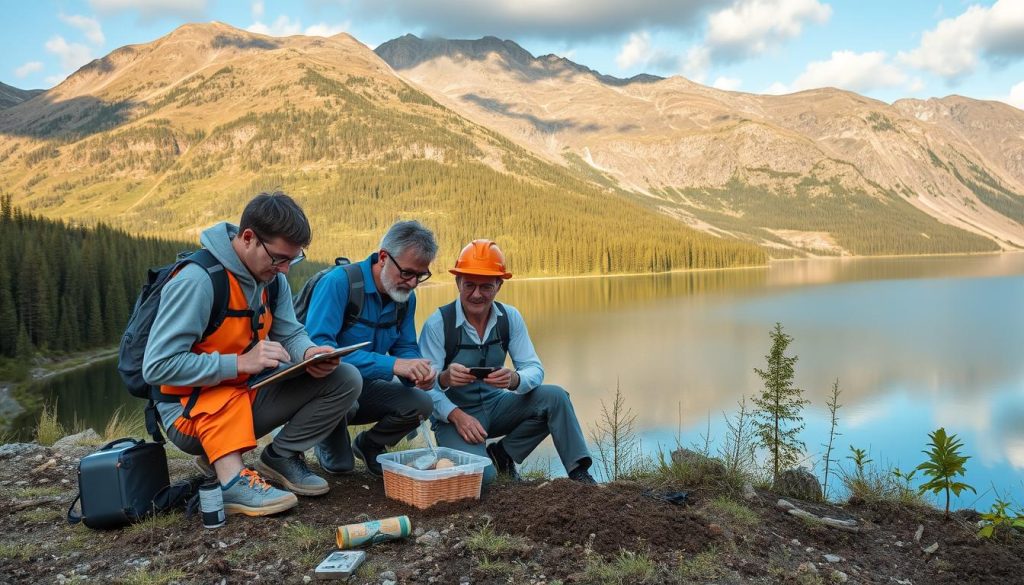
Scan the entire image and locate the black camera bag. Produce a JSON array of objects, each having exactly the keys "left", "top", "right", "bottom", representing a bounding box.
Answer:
[{"left": 67, "top": 437, "right": 170, "bottom": 529}]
